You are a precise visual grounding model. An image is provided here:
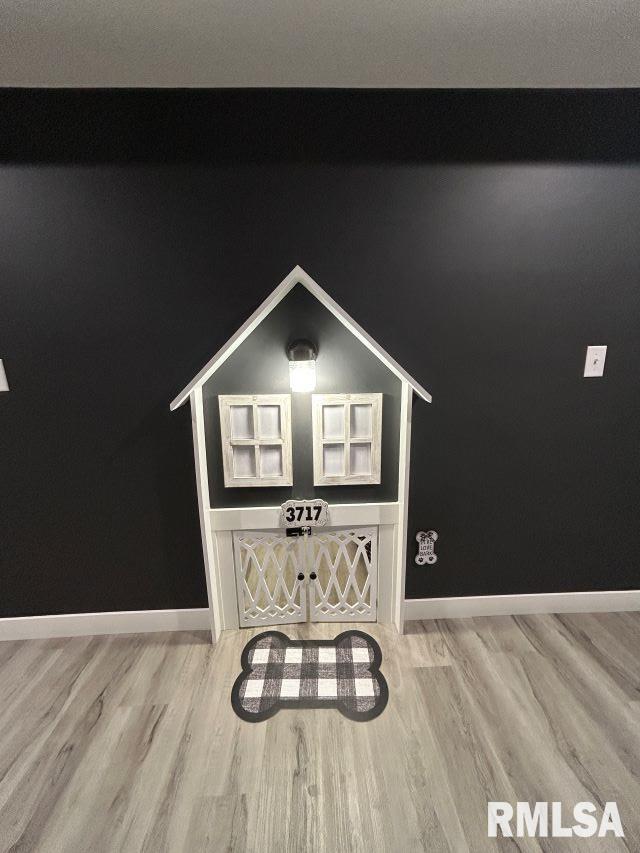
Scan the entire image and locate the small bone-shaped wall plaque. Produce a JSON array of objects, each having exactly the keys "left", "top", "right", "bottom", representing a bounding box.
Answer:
[{"left": 415, "top": 530, "right": 438, "bottom": 565}]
